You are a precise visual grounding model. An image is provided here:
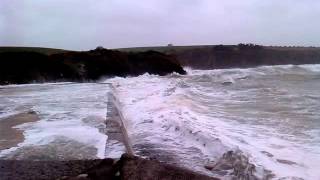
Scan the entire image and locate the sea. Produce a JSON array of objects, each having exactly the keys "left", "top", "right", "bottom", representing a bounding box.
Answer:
[
  {"left": 108, "top": 64, "right": 320, "bottom": 180},
  {"left": 1, "top": 64, "right": 320, "bottom": 179}
]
